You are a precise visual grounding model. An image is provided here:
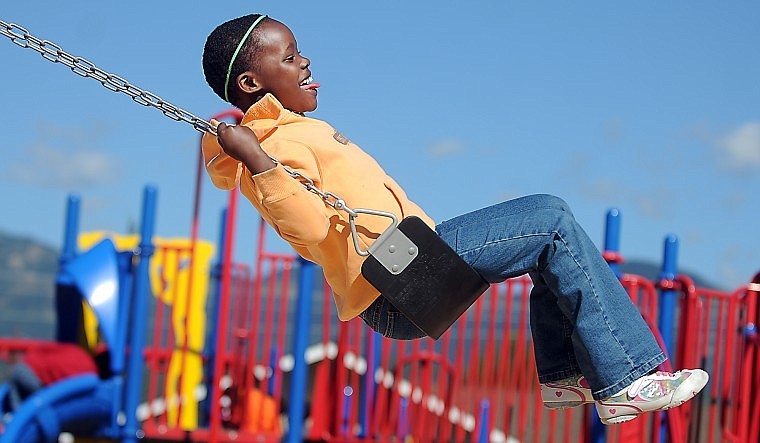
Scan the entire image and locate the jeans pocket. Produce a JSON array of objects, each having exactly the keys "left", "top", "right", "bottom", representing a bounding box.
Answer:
[
  {"left": 359, "top": 296, "right": 426, "bottom": 340},
  {"left": 358, "top": 298, "right": 382, "bottom": 333},
  {"left": 384, "top": 310, "right": 398, "bottom": 338}
]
